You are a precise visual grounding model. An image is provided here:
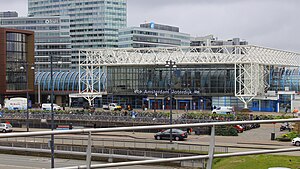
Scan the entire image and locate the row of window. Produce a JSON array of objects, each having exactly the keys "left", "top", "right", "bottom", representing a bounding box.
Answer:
[
  {"left": 119, "top": 30, "right": 190, "bottom": 41},
  {"left": 36, "top": 44, "right": 71, "bottom": 49},
  {"left": 6, "top": 33, "right": 26, "bottom": 42},
  {"left": 1, "top": 19, "right": 62, "bottom": 25},
  {"left": 29, "top": 0, "right": 125, "bottom": 6},
  {"left": 107, "top": 66, "right": 235, "bottom": 95}
]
